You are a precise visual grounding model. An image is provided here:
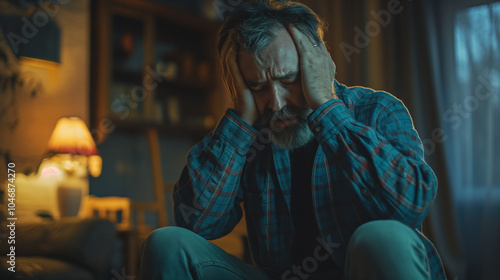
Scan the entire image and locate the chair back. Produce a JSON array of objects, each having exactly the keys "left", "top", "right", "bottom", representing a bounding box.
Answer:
[{"left": 83, "top": 195, "right": 131, "bottom": 230}]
